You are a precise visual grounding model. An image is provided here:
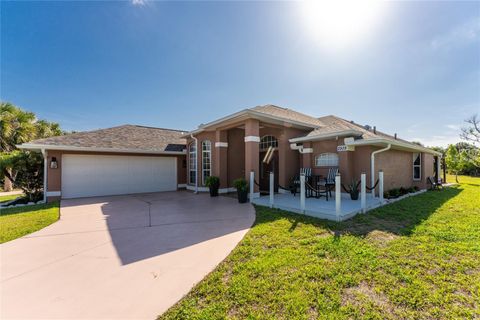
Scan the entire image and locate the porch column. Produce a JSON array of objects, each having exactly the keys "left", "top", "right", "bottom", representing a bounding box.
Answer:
[
  {"left": 214, "top": 130, "right": 229, "bottom": 189},
  {"left": 302, "top": 142, "right": 312, "bottom": 169},
  {"left": 244, "top": 119, "right": 260, "bottom": 194}
]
